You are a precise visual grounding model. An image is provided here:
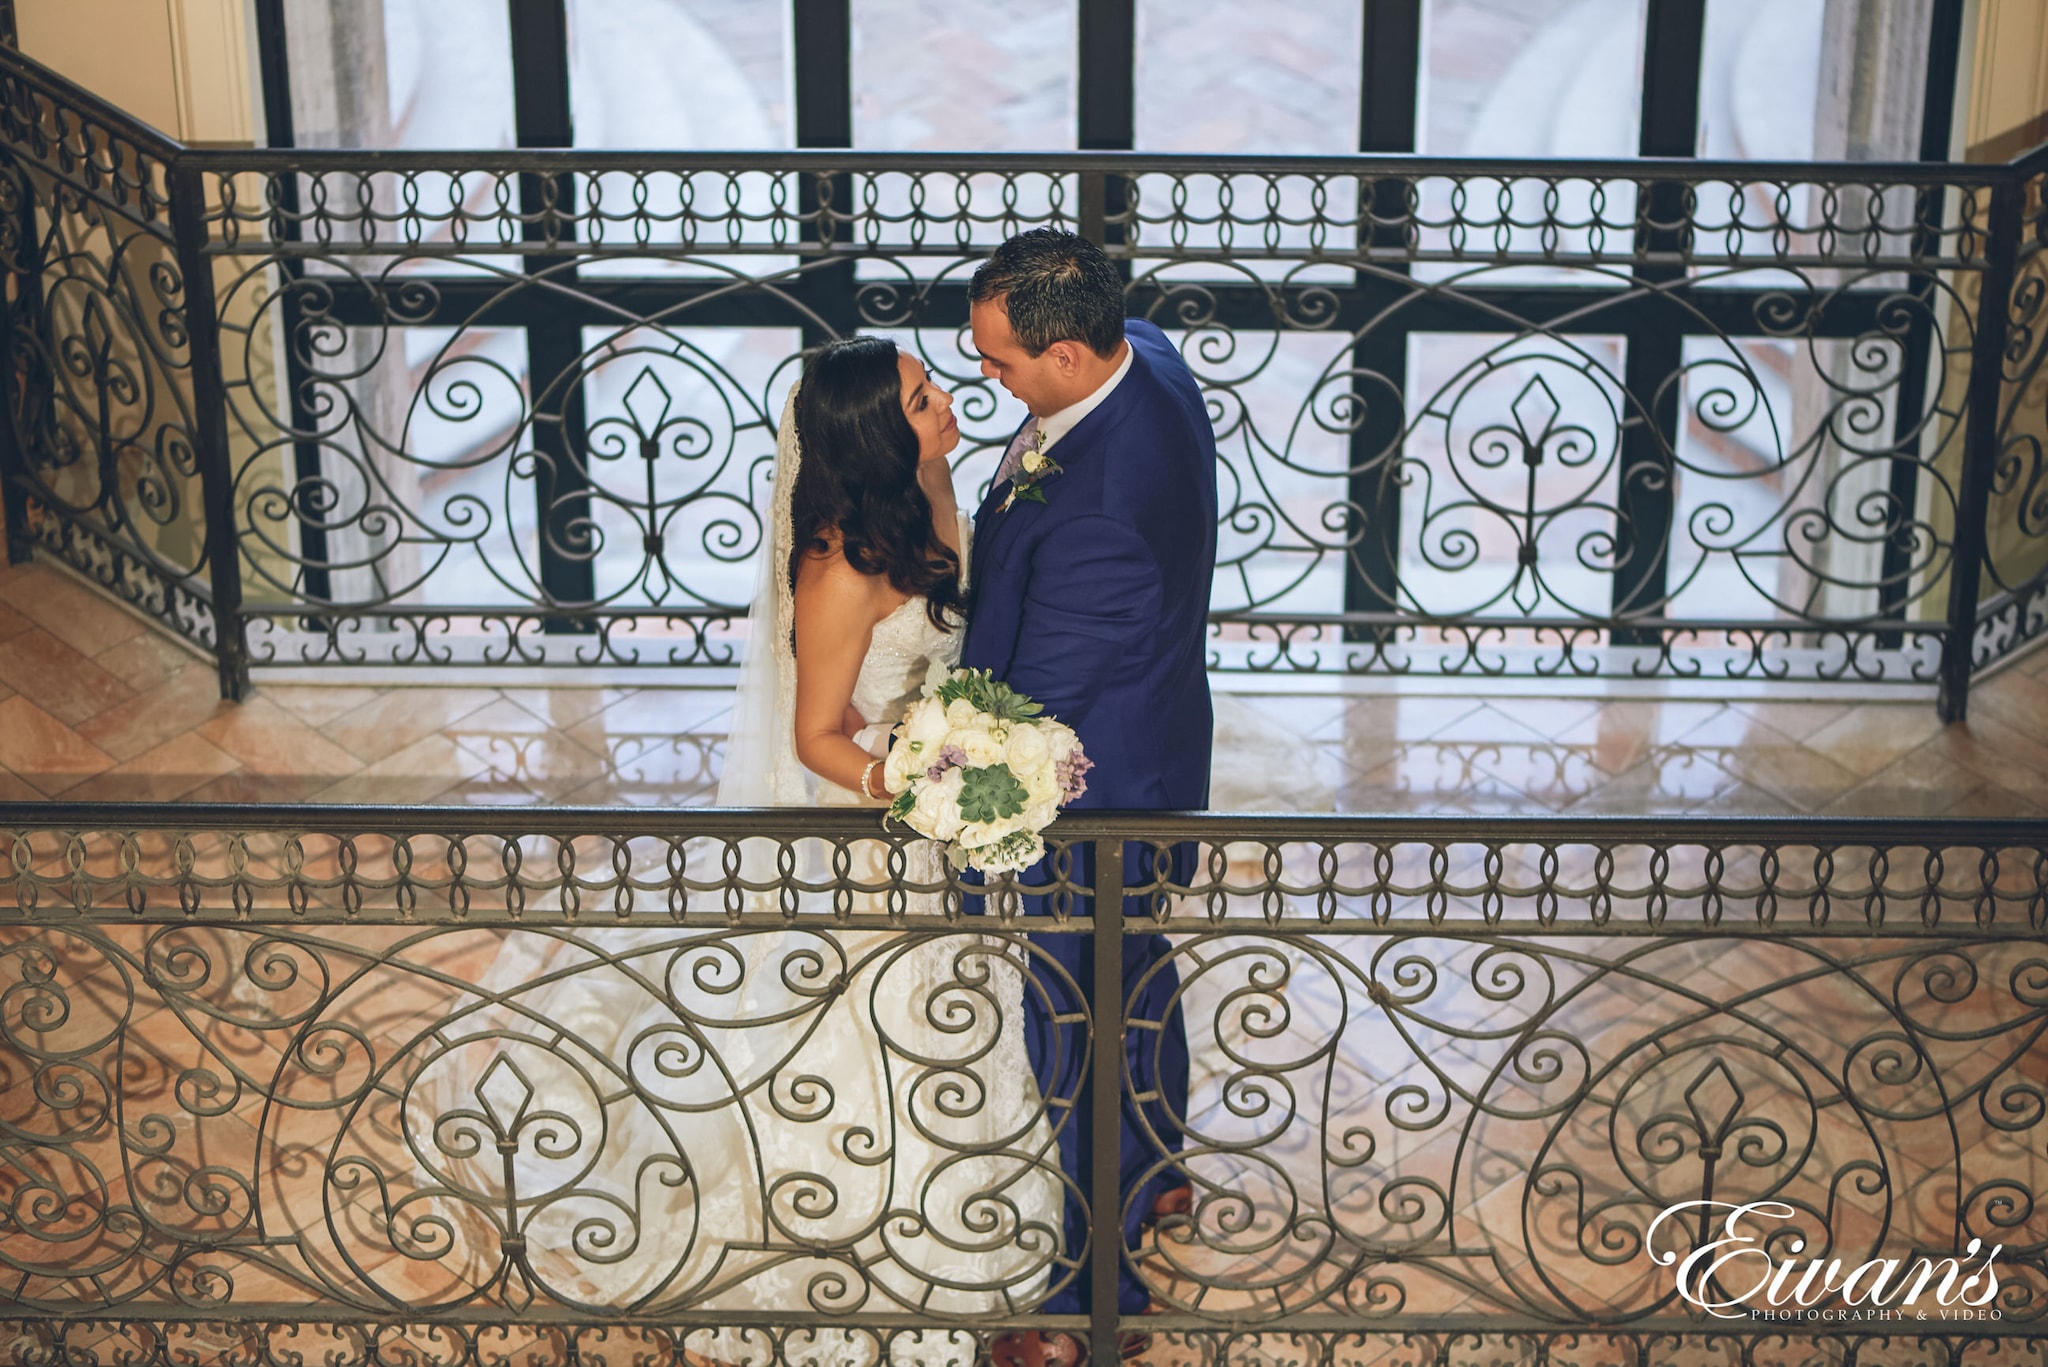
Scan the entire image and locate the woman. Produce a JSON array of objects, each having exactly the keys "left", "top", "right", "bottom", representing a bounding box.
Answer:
[{"left": 407, "top": 339, "right": 1065, "bottom": 1358}]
